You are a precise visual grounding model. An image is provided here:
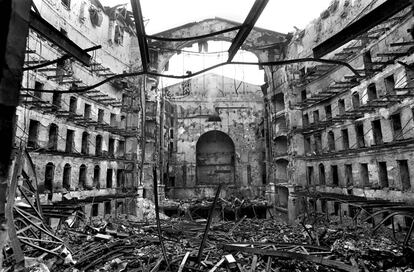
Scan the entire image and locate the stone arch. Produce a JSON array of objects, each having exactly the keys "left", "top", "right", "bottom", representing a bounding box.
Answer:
[
  {"left": 318, "top": 163, "right": 326, "bottom": 185},
  {"left": 44, "top": 162, "right": 55, "bottom": 193},
  {"left": 196, "top": 130, "right": 235, "bottom": 184},
  {"left": 150, "top": 18, "right": 287, "bottom": 86}
]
